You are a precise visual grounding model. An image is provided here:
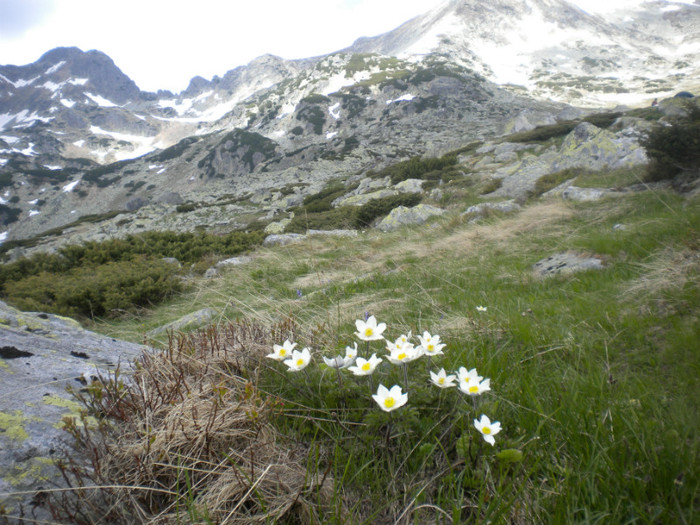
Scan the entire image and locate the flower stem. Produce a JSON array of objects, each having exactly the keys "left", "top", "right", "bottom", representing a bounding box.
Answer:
[{"left": 403, "top": 363, "right": 409, "bottom": 394}]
